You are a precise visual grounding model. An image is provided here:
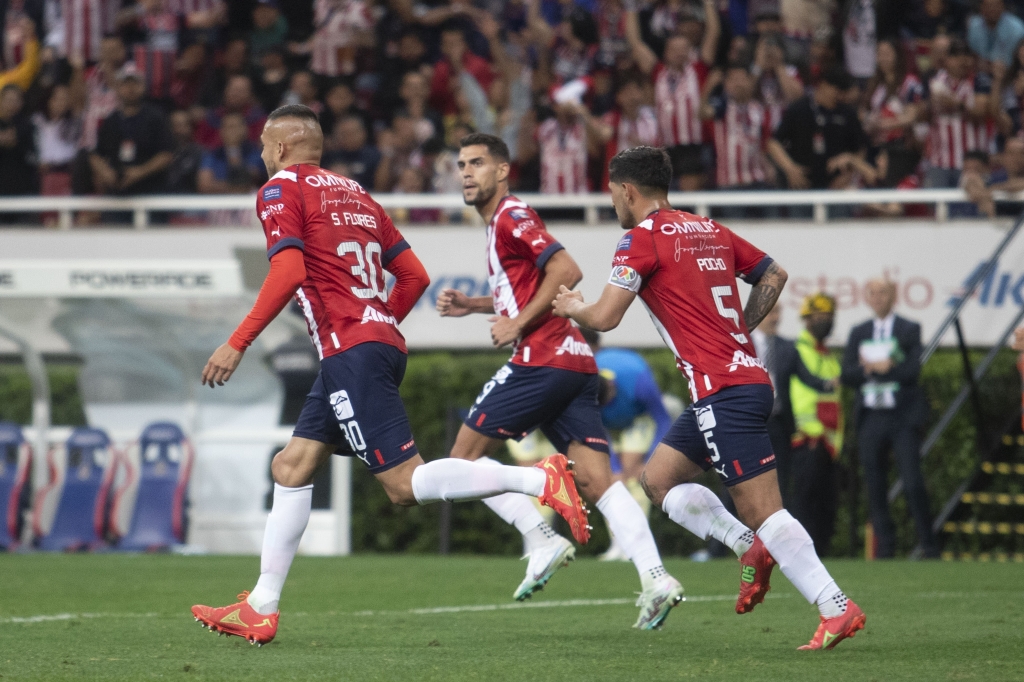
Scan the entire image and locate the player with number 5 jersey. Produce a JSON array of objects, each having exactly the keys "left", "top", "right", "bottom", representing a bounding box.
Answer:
[
  {"left": 190, "top": 106, "right": 590, "bottom": 647},
  {"left": 553, "top": 146, "right": 866, "bottom": 651}
]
